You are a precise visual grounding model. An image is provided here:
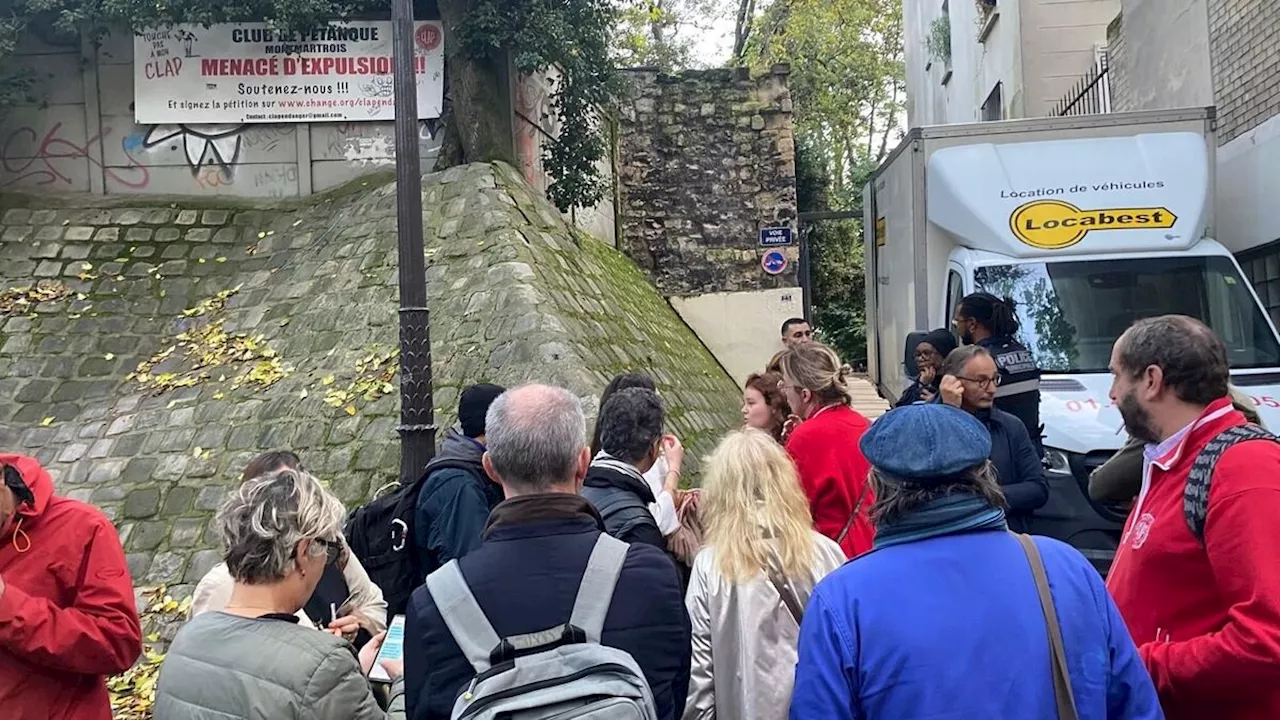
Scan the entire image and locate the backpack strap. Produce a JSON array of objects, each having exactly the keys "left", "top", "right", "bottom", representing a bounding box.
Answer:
[
  {"left": 568, "top": 534, "right": 629, "bottom": 642},
  {"left": 426, "top": 560, "right": 502, "bottom": 673},
  {"left": 1184, "top": 424, "right": 1278, "bottom": 542}
]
